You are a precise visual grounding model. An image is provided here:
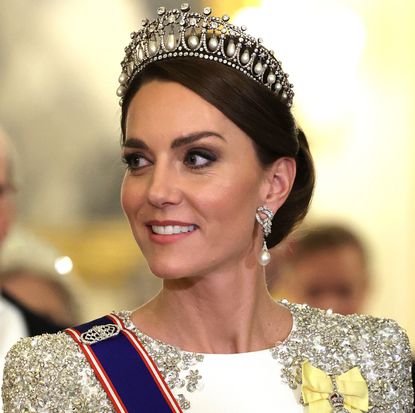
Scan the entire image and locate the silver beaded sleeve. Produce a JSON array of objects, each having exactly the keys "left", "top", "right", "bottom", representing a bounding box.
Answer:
[
  {"left": 1, "top": 332, "right": 115, "bottom": 413},
  {"left": 272, "top": 302, "right": 414, "bottom": 413}
]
